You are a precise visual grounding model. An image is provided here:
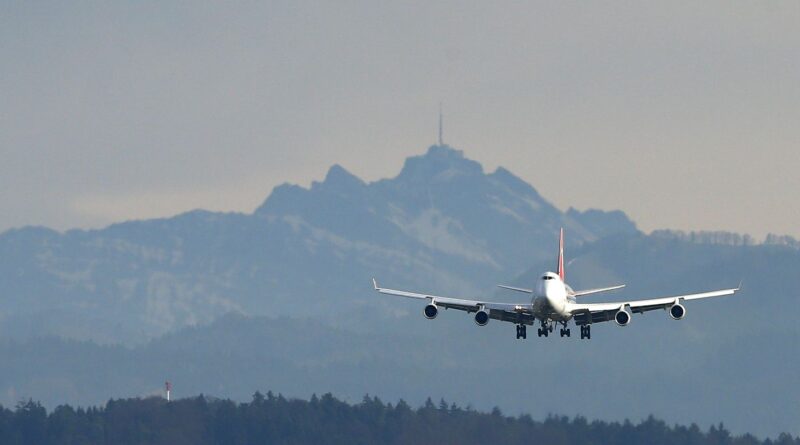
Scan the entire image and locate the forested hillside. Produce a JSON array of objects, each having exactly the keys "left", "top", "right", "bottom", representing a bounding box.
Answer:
[{"left": 3, "top": 394, "right": 796, "bottom": 445}]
